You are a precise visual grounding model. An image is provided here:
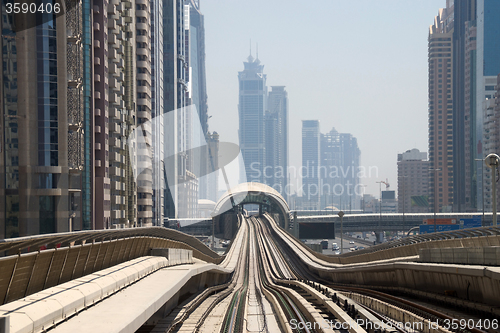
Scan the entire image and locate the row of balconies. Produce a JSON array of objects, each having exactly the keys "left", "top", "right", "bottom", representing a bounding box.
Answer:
[
  {"left": 137, "top": 99, "right": 152, "bottom": 111},
  {"left": 68, "top": 130, "right": 84, "bottom": 170},
  {"left": 110, "top": 166, "right": 126, "bottom": 177}
]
